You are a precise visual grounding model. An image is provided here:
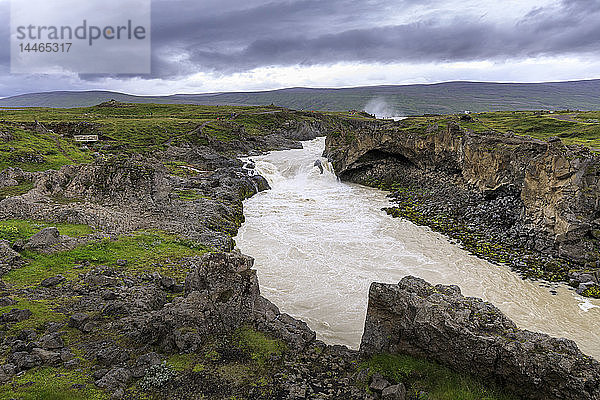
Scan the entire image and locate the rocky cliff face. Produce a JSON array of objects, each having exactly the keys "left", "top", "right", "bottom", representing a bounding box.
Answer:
[
  {"left": 360, "top": 276, "right": 600, "bottom": 400},
  {"left": 325, "top": 122, "right": 600, "bottom": 281}
]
